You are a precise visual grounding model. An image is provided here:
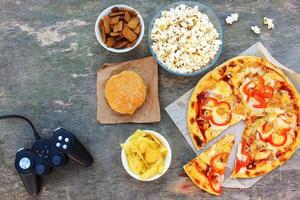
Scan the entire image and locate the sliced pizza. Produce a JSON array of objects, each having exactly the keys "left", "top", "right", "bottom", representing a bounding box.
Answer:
[
  {"left": 183, "top": 135, "right": 235, "bottom": 196},
  {"left": 188, "top": 78, "right": 245, "bottom": 150},
  {"left": 232, "top": 64, "right": 300, "bottom": 177},
  {"left": 188, "top": 55, "right": 300, "bottom": 178}
]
